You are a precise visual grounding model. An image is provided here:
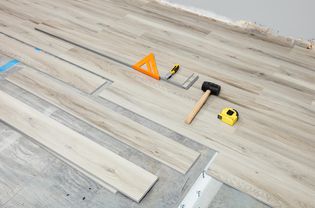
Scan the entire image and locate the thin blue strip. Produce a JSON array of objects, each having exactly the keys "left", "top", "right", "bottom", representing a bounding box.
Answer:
[{"left": 0, "top": 59, "right": 20, "bottom": 72}]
